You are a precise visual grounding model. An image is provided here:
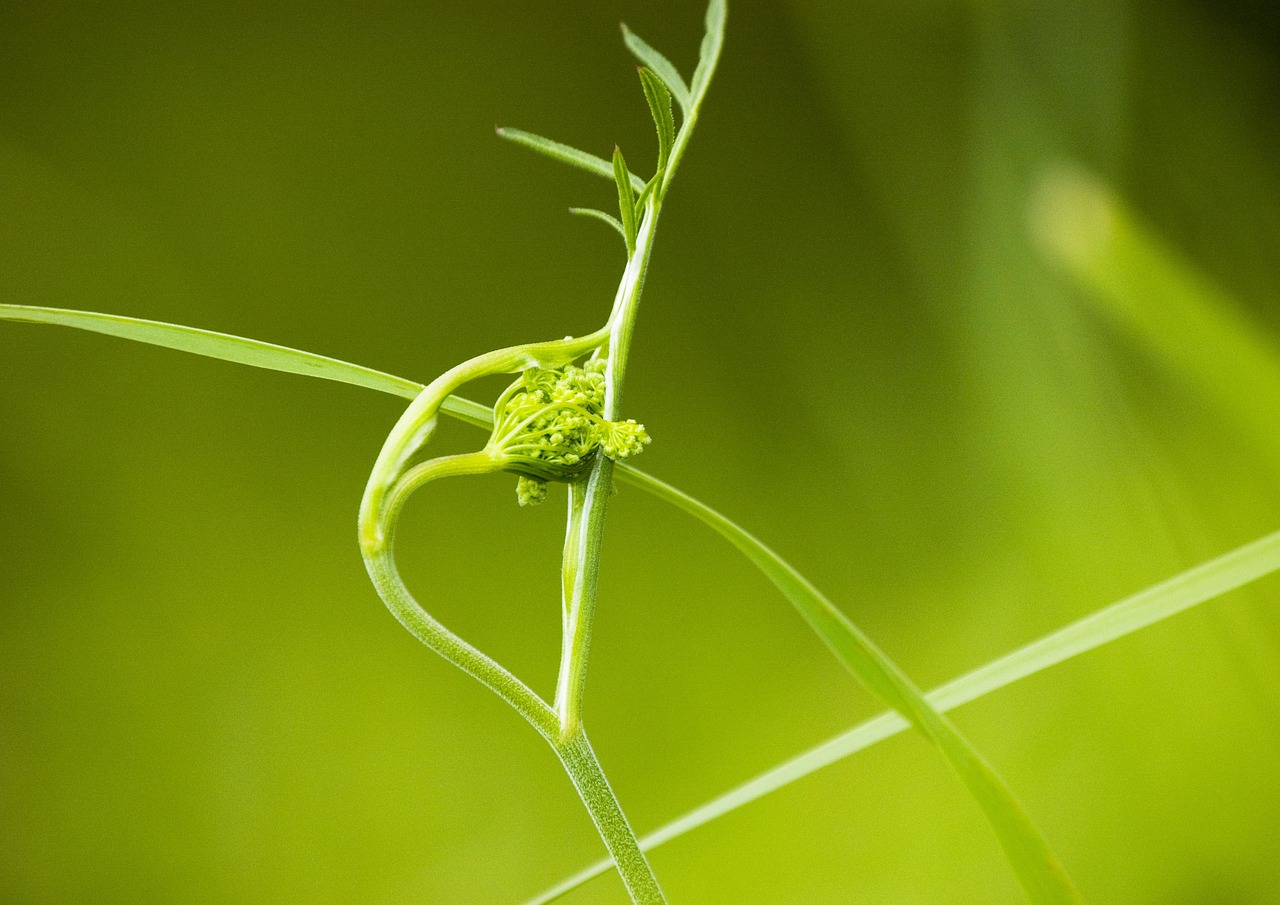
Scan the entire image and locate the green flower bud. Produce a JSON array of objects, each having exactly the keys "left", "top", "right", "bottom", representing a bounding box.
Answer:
[
  {"left": 516, "top": 475, "right": 549, "bottom": 507},
  {"left": 486, "top": 361, "right": 652, "bottom": 504}
]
